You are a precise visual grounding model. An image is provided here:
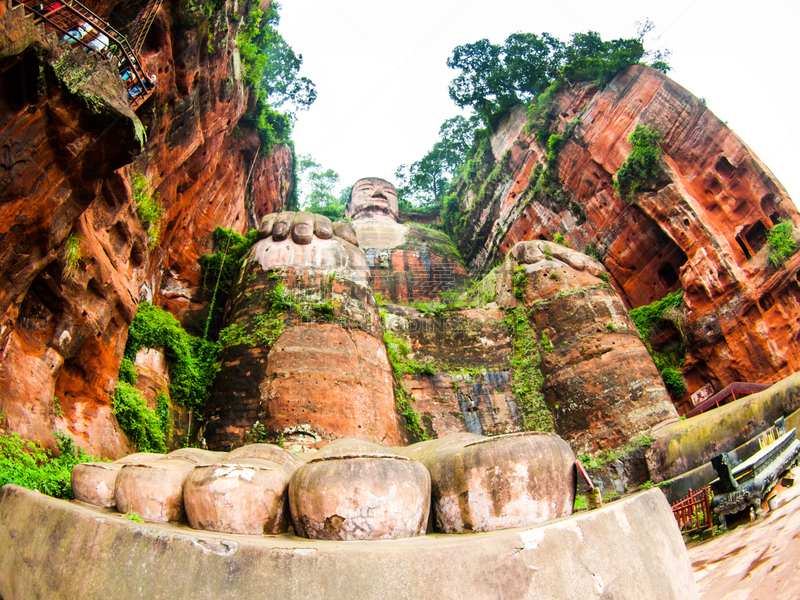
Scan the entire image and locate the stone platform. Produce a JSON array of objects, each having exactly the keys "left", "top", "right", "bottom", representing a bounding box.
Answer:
[{"left": 0, "top": 485, "right": 698, "bottom": 599}]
